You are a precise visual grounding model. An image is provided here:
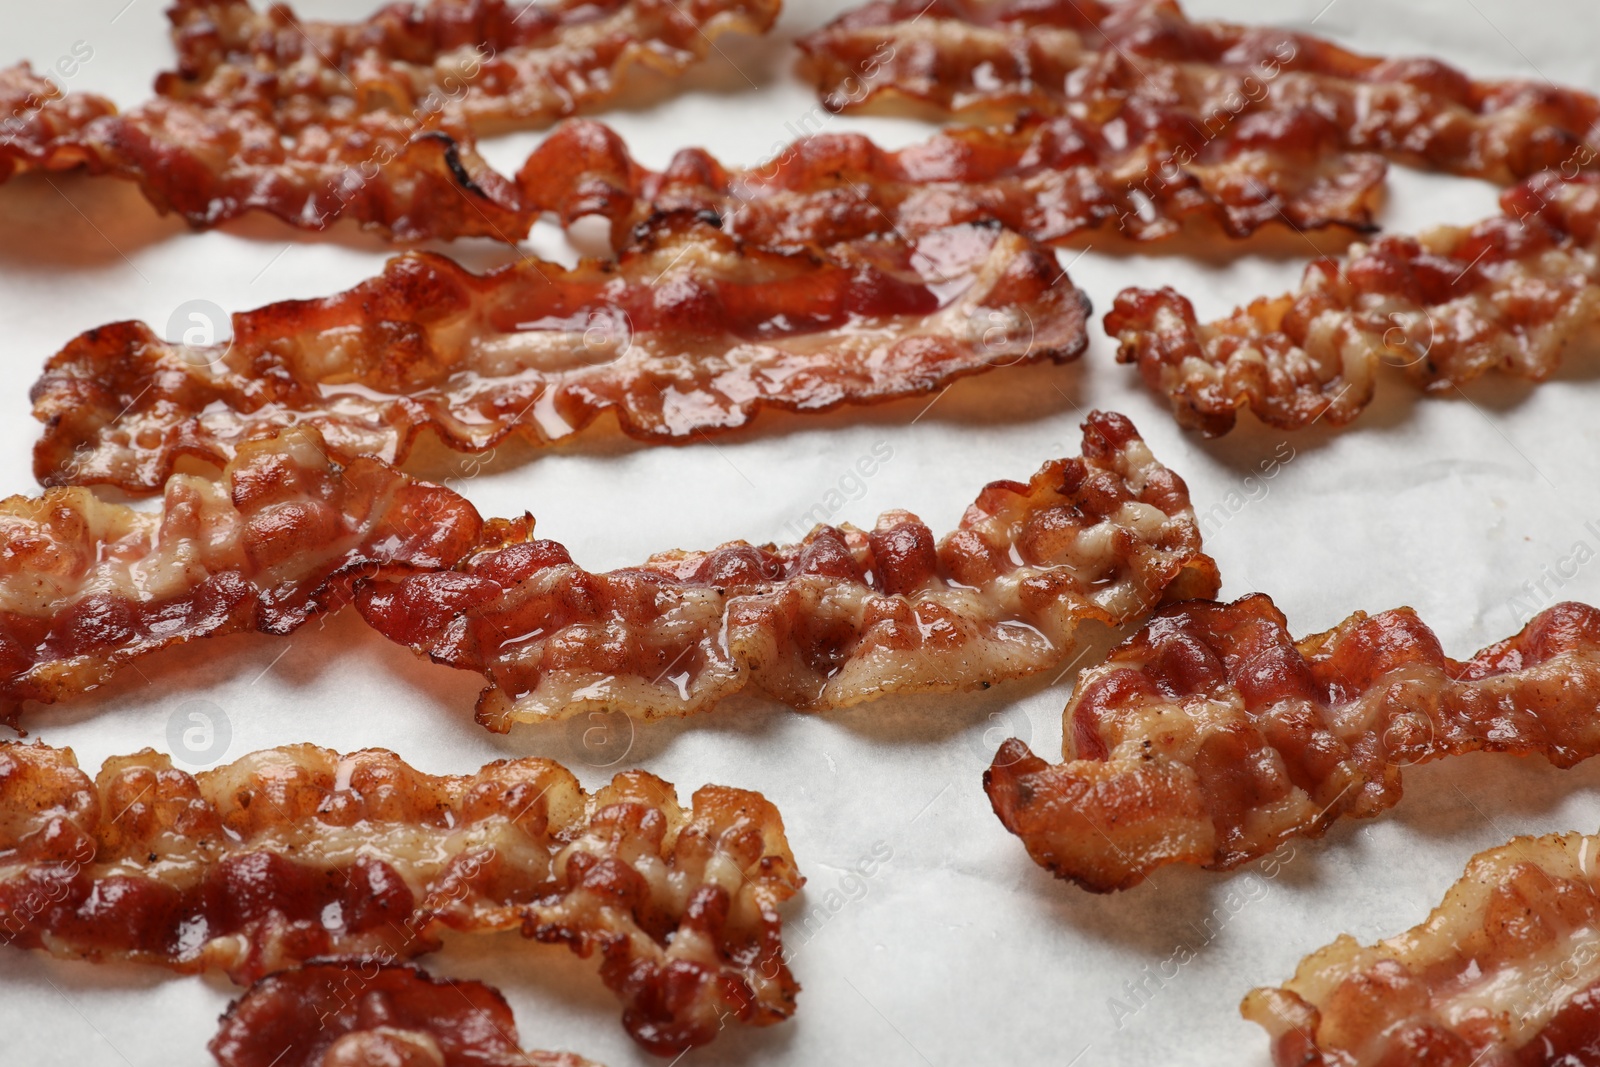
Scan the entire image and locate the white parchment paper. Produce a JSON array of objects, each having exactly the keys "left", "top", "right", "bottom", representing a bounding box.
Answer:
[{"left": 3, "top": 1, "right": 1600, "bottom": 1064}]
